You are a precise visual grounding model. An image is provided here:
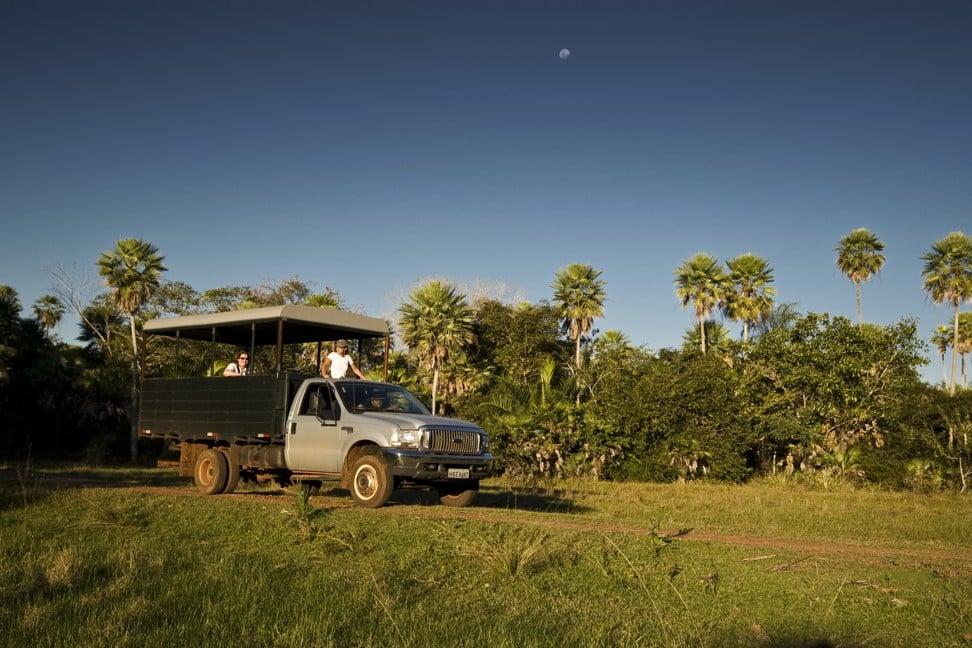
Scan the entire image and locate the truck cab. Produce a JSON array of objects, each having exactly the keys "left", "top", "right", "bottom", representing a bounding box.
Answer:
[{"left": 285, "top": 378, "right": 490, "bottom": 507}]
